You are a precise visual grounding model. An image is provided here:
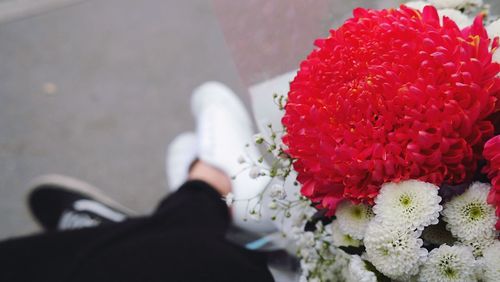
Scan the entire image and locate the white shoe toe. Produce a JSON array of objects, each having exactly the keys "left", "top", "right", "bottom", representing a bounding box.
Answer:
[{"left": 191, "top": 81, "right": 252, "bottom": 127}]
